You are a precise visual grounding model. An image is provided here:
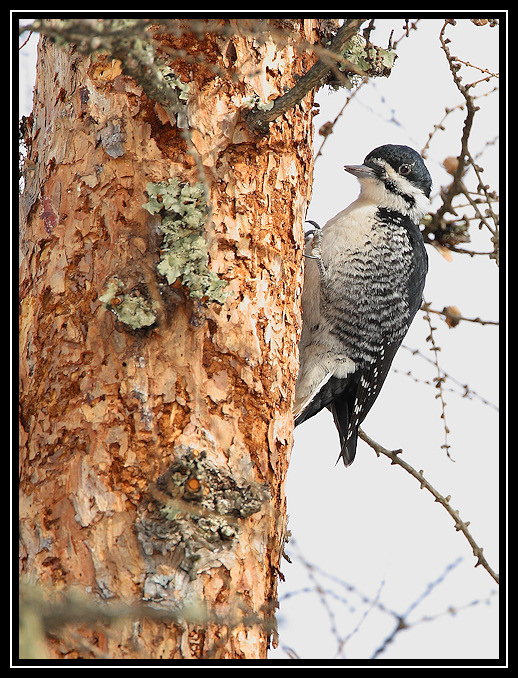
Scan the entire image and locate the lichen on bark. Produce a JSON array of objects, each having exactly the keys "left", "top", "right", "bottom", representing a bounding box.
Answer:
[{"left": 143, "top": 178, "right": 231, "bottom": 304}]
